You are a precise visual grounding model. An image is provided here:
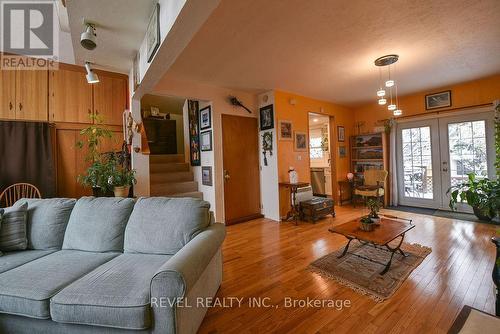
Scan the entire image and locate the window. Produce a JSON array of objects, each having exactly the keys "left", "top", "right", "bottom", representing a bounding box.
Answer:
[{"left": 309, "top": 128, "right": 325, "bottom": 160}]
